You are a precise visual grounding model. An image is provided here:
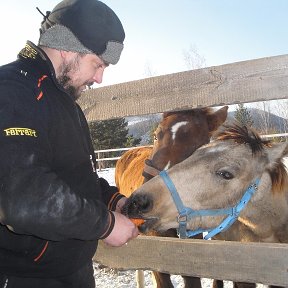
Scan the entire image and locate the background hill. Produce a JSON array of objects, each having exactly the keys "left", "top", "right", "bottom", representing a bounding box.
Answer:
[
  {"left": 126, "top": 114, "right": 161, "bottom": 144},
  {"left": 227, "top": 108, "right": 288, "bottom": 134}
]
